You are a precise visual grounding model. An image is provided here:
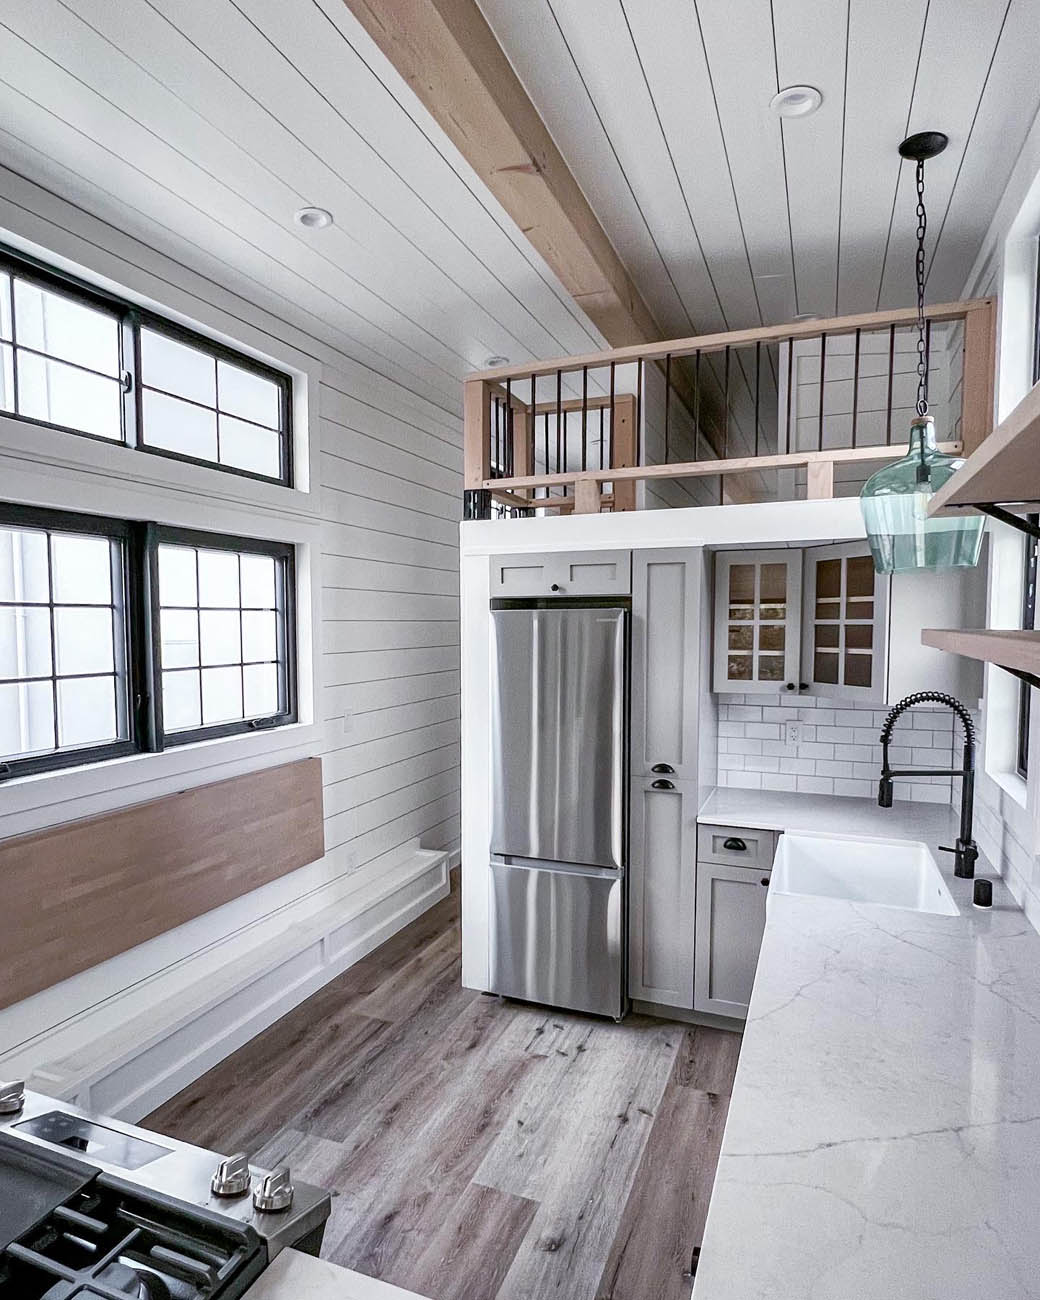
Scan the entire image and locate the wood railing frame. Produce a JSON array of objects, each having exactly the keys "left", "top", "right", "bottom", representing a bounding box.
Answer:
[{"left": 464, "top": 298, "right": 996, "bottom": 515}]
